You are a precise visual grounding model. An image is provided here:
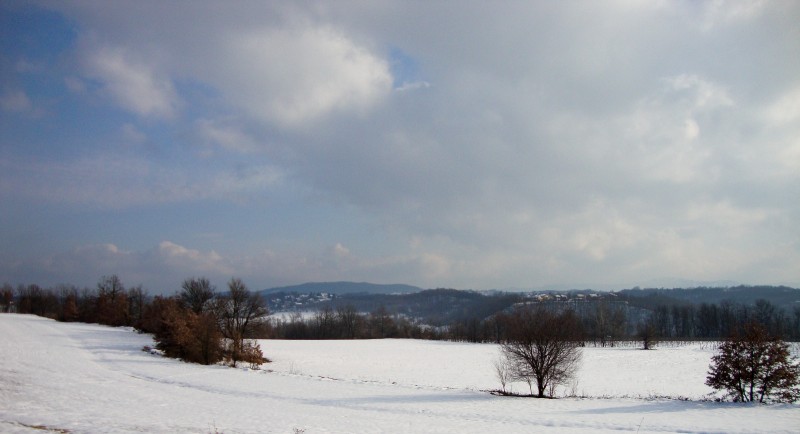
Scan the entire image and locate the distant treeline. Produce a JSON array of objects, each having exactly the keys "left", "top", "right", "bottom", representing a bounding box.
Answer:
[
  {"left": 4, "top": 281, "right": 799, "bottom": 344},
  {"left": 619, "top": 286, "right": 800, "bottom": 340},
  {"left": 267, "top": 286, "right": 800, "bottom": 343},
  {"left": 2, "top": 279, "right": 148, "bottom": 326},
  {"left": 266, "top": 298, "right": 800, "bottom": 344},
  {"left": 265, "top": 288, "right": 522, "bottom": 325},
  {"left": 270, "top": 306, "right": 435, "bottom": 340},
  {"left": 619, "top": 285, "right": 800, "bottom": 307}
]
